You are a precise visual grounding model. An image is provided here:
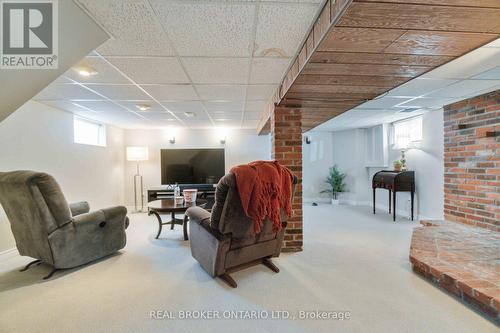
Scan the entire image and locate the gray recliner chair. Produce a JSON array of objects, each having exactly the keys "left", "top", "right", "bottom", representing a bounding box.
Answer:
[
  {"left": 186, "top": 172, "right": 297, "bottom": 288},
  {"left": 0, "top": 171, "right": 129, "bottom": 279}
]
